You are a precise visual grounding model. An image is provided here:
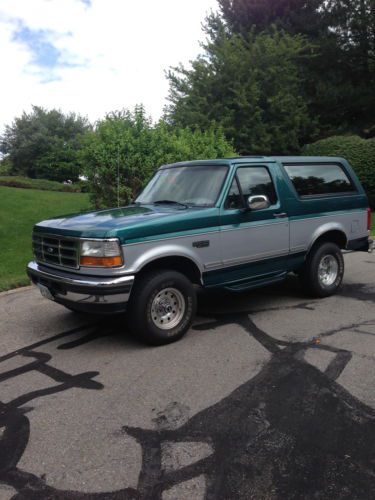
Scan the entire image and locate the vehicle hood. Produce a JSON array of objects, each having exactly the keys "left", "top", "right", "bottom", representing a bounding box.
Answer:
[{"left": 34, "top": 204, "right": 220, "bottom": 243}]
